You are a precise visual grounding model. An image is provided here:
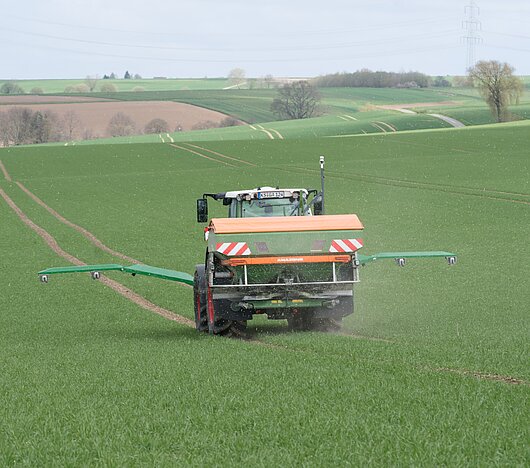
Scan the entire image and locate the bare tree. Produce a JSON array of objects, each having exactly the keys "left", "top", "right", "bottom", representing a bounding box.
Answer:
[
  {"left": 45, "top": 111, "right": 64, "bottom": 142},
  {"left": 271, "top": 81, "right": 321, "bottom": 120},
  {"left": 264, "top": 74, "right": 275, "bottom": 89},
  {"left": 468, "top": 60, "right": 524, "bottom": 122},
  {"left": 192, "top": 120, "right": 219, "bottom": 130},
  {"left": 30, "top": 111, "right": 63, "bottom": 143},
  {"left": 5, "top": 107, "right": 33, "bottom": 145},
  {"left": 82, "top": 128, "right": 96, "bottom": 140},
  {"left": 84, "top": 75, "right": 99, "bottom": 92},
  {"left": 0, "top": 112, "right": 9, "bottom": 146},
  {"left": 228, "top": 68, "right": 246, "bottom": 88},
  {"left": 219, "top": 116, "right": 241, "bottom": 127},
  {"left": 62, "top": 110, "right": 82, "bottom": 140},
  {"left": 107, "top": 112, "right": 136, "bottom": 136},
  {"left": 144, "top": 118, "right": 169, "bottom": 134},
  {"left": 0, "top": 108, "right": 63, "bottom": 145}
]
